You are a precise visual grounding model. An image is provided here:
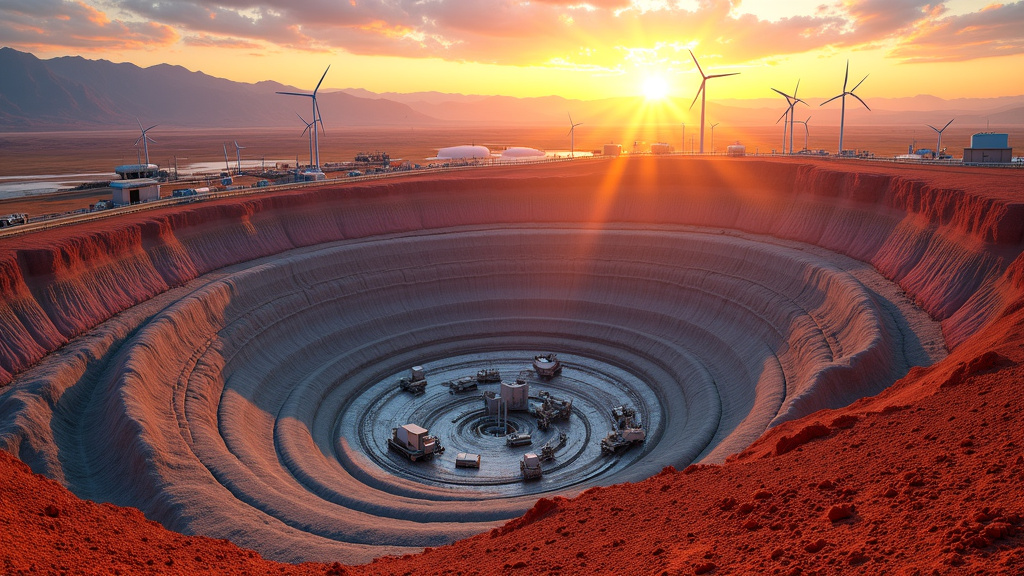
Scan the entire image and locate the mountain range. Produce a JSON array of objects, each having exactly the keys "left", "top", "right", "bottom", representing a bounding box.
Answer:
[{"left": 1, "top": 47, "right": 1021, "bottom": 131}]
